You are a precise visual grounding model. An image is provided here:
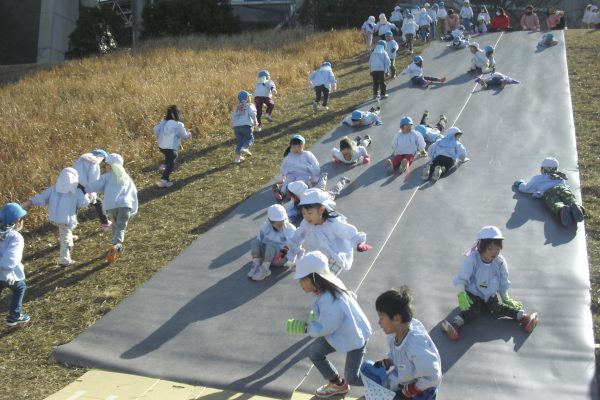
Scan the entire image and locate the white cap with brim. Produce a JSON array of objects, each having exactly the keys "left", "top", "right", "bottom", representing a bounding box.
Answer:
[
  {"left": 294, "top": 251, "right": 347, "bottom": 291},
  {"left": 298, "top": 188, "right": 336, "bottom": 212},
  {"left": 288, "top": 180, "right": 308, "bottom": 197},
  {"left": 476, "top": 226, "right": 504, "bottom": 240},
  {"left": 267, "top": 204, "right": 287, "bottom": 222},
  {"left": 541, "top": 157, "right": 559, "bottom": 169}
]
